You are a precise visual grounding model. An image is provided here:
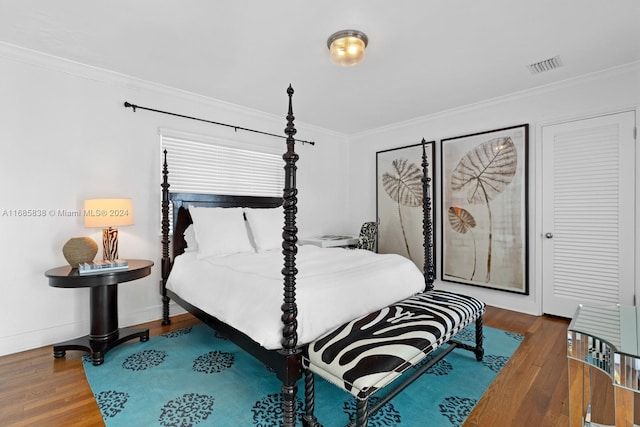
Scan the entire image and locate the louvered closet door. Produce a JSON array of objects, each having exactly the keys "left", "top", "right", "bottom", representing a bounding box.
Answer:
[{"left": 541, "top": 111, "right": 636, "bottom": 318}]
